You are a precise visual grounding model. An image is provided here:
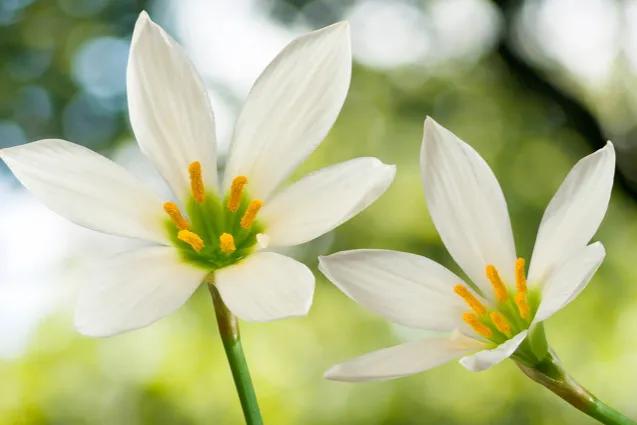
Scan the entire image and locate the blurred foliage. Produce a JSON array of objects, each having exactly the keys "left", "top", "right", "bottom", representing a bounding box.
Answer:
[{"left": 2, "top": 1, "right": 637, "bottom": 425}]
